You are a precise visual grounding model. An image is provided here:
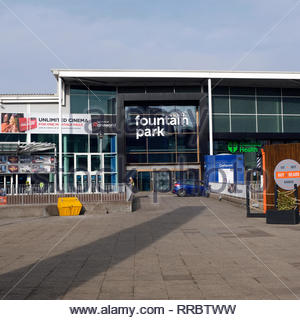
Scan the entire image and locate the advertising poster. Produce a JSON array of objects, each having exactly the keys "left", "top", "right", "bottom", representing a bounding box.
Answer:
[
  {"left": 1, "top": 113, "right": 24, "bottom": 133},
  {"left": 0, "top": 156, "right": 7, "bottom": 164},
  {"left": 8, "top": 165, "right": 18, "bottom": 173},
  {"left": 28, "top": 114, "right": 90, "bottom": 134},
  {"left": 8, "top": 156, "right": 18, "bottom": 164},
  {"left": 32, "top": 164, "right": 55, "bottom": 173},
  {"left": 91, "top": 115, "right": 117, "bottom": 134},
  {"left": 31, "top": 155, "right": 54, "bottom": 164},
  {"left": 19, "top": 164, "right": 31, "bottom": 173},
  {"left": 19, "top": 155, "right": 31, "bottom": 164},
  {"left": 0, "top": 155, "right": 55, "bottom": 174},
  {"left": 0, "top": 113, "right": 117, "bottom": 135}
]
